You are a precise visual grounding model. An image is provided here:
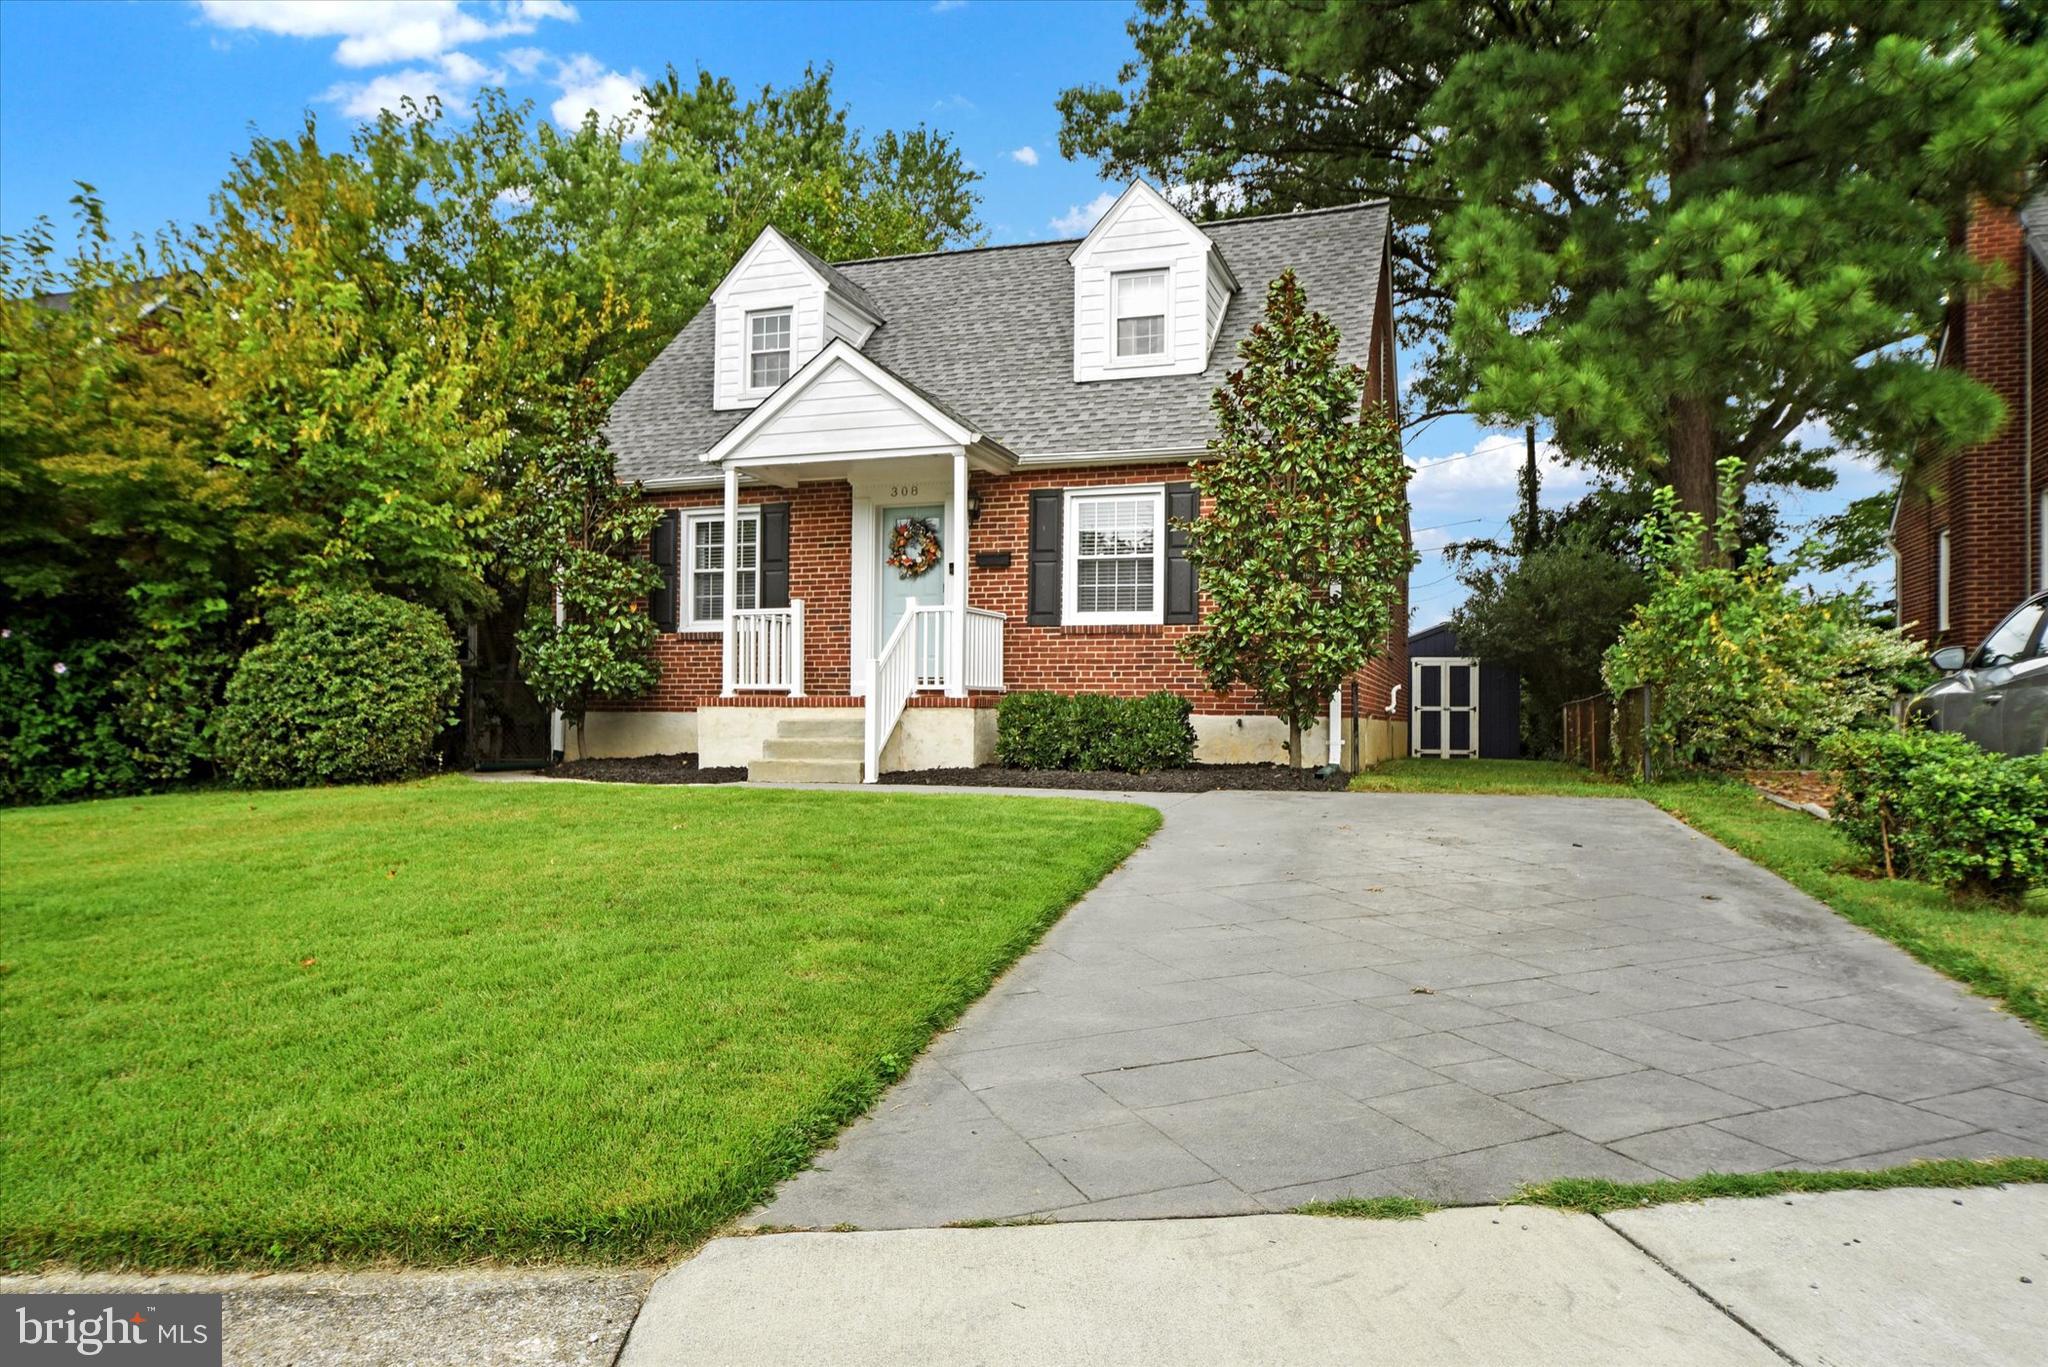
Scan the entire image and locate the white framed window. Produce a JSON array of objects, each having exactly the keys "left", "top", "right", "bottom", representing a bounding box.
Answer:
[
  {"left": 684, "top": 508, "right": 760, "bottom": 630},
  {"left": 747, "top": 308, "right": 792, "bottom": 390},
  {"left": 1936, "top": 528, "right": 1951, "bottom": 632},
  {"left": 1112, "top": 269, "right": 1168, "bottom": 360},
  {"left": 1065, "top": 486, "right": 1165, "bottom": 624}
]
